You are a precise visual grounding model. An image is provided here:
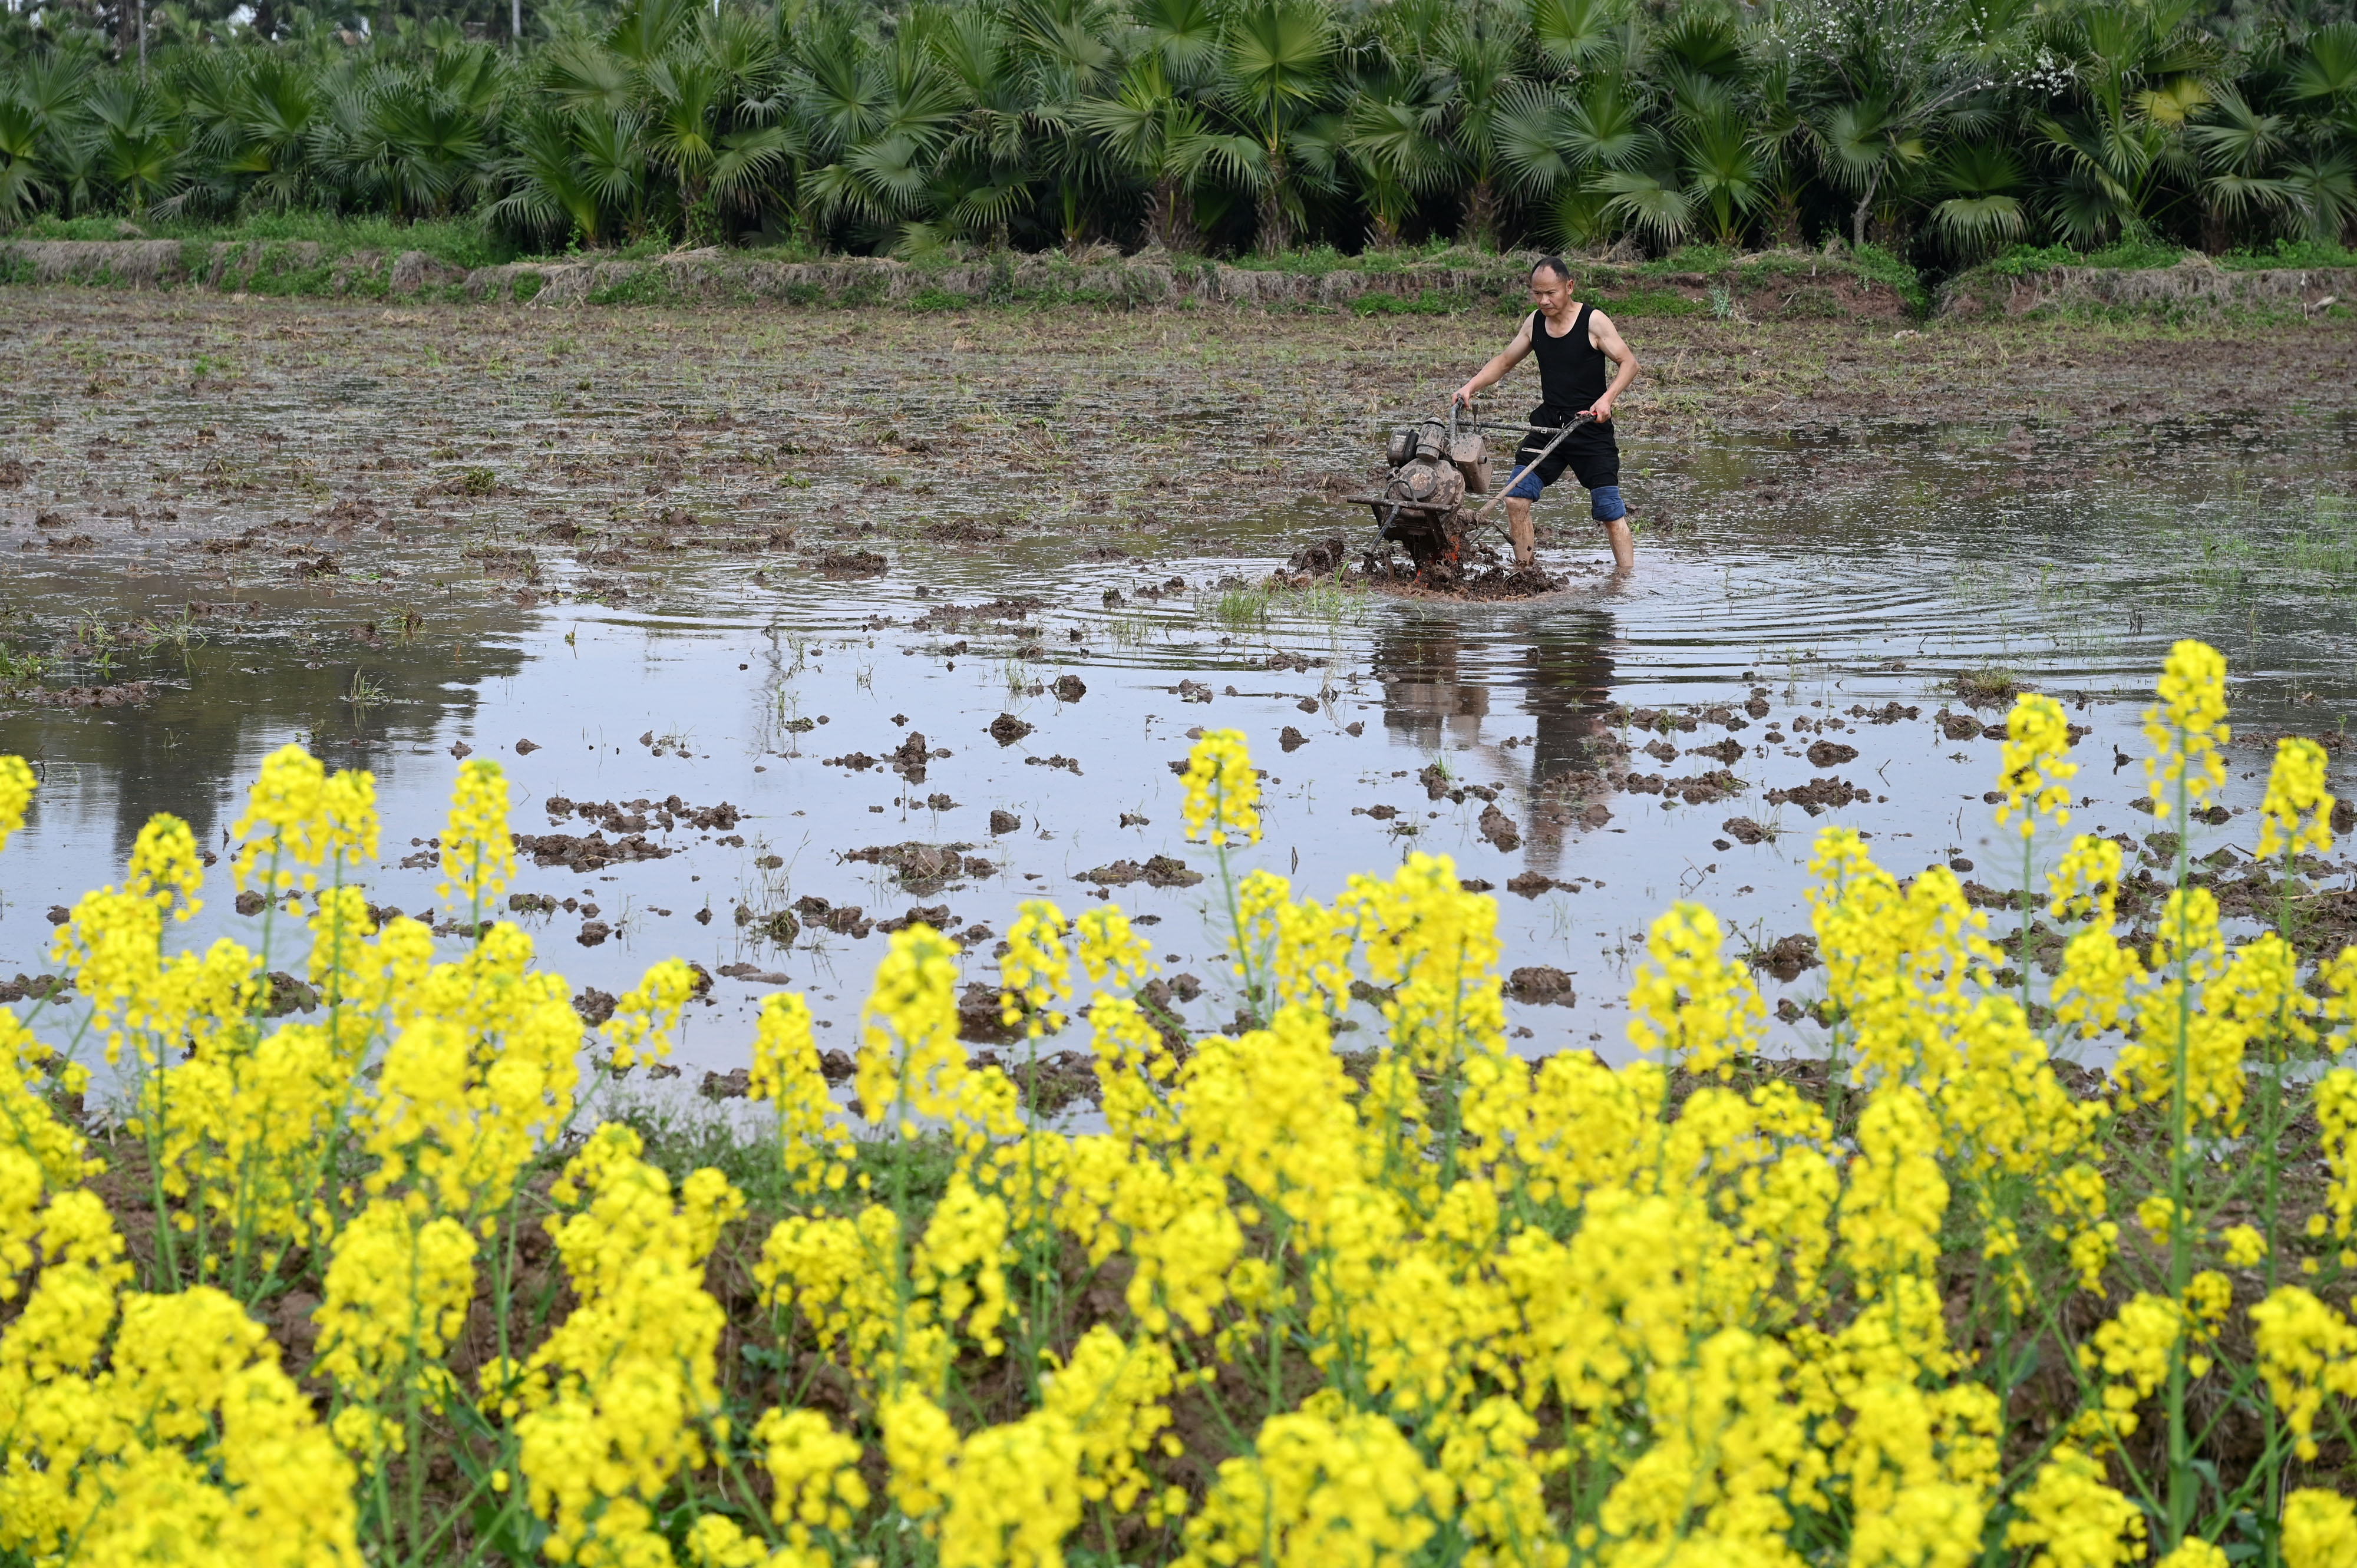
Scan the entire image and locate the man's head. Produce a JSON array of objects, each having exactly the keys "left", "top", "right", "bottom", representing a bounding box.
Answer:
[{"left": 1530, "top": 256, "right": 1573, "bottom": 312}]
